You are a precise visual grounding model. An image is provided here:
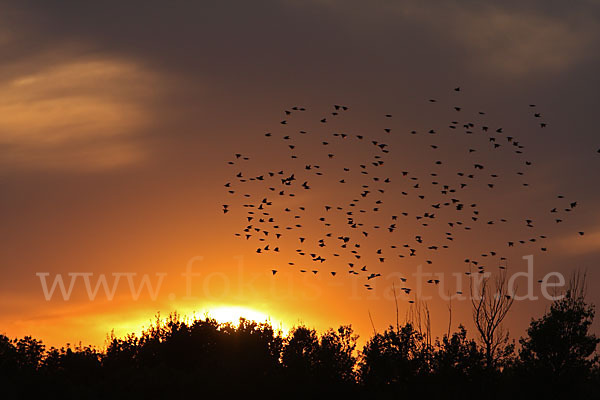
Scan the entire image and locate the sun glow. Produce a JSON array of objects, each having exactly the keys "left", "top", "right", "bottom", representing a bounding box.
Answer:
[
  {"left": 191, "top": 305, "right": 287, "bottom": 334},
  {"left": 103, "top": 305, "right": 289, "bottom": 347},
  {"left": 206, "top": 306, "right": 269, "bottom": 325}
]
